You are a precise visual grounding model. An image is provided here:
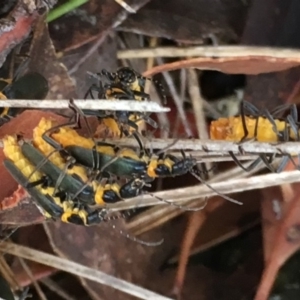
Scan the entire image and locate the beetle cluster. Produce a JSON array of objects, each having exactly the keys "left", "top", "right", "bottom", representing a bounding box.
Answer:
[
  {"left": 210, "top": 100, "right": 300, "bottom": 173},
  {"left": 2, "top": 67, "right": 199, "bottom": 232}
]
